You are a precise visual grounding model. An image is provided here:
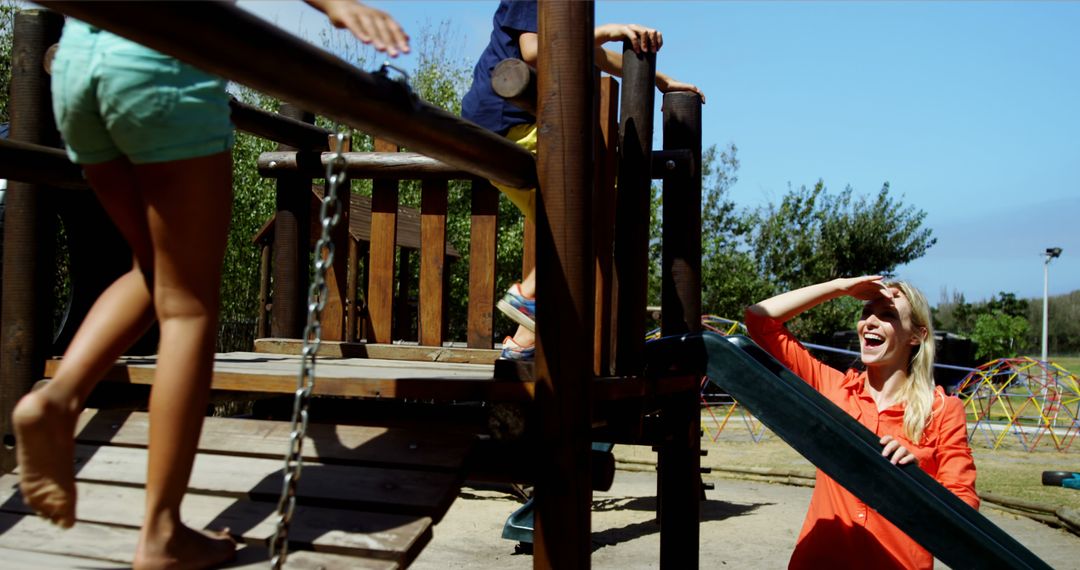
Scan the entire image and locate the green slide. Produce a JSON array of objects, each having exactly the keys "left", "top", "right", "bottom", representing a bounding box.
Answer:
[{"left": 644, "top": 332, "right": 1051, "bottom": 570}]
